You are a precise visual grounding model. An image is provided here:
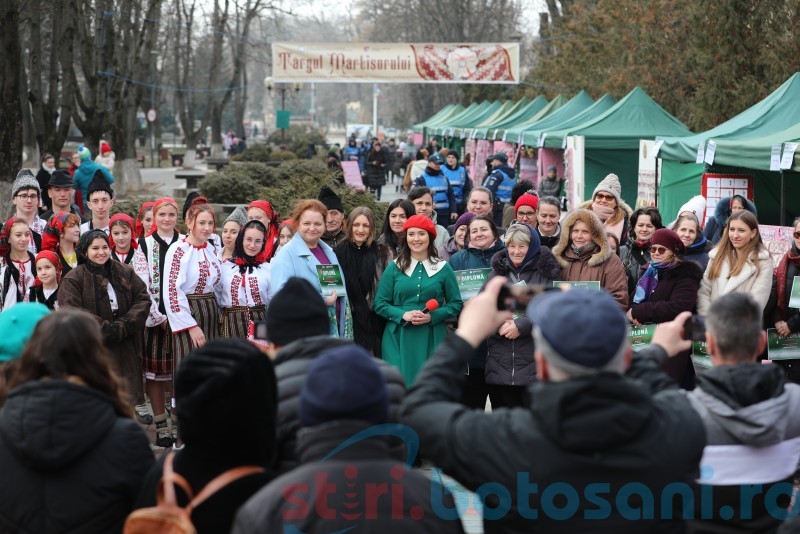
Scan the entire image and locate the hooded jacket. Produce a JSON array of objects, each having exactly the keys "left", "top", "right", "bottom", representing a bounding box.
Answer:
[
  {"left": 484, "top": 248, "right": 561, "bottom": 386},
  {"left": 401, "top": 334, "right": 705, "bottom": 533},
  {"left": 552, "top": 209, "right": 630, "bottom": 310},
  {"left": 697, "top": 246, "right": 774, "bottom": 315},
  {"left": 687, "top": 364, "right": 800, "bottom": 533},
  {"left": 703, "top": 196, "right": 758, "bottom": 244},
  {"left": 232, "top": 420, "right": 466, "bottom": 534},
  {"left": 273, "top": 335, "right": 406, "bottom": 474},
  {"left": 0, "top": 381, "right": 153, "bottom": 533}
]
